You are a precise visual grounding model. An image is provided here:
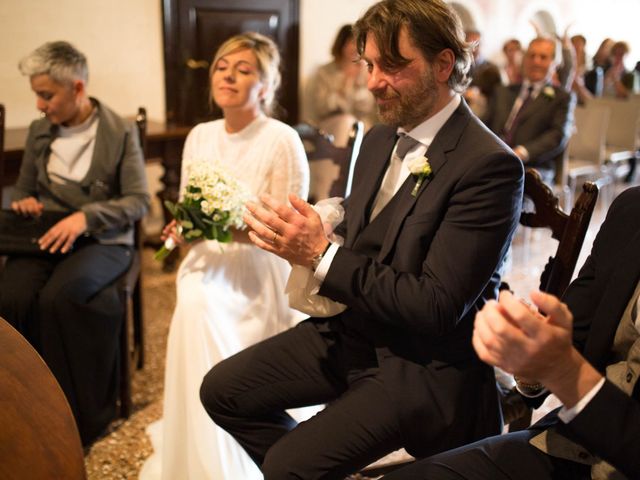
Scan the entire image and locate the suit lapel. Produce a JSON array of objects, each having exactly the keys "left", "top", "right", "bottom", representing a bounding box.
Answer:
[
  {"left": 346, "top": 126, "right": 397, "bottom": 247},
  {"left": 518, "top": 84, "right": 553, "bottom": 124},
  {"left": 377, "top": 101, "right": 471, "bottom": 261},
  {"left": 82, "top": 103, "right": 113, "bottom": 187},
  {"left": 584, "top": 230, "right": 640, "bottom": 368}
]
